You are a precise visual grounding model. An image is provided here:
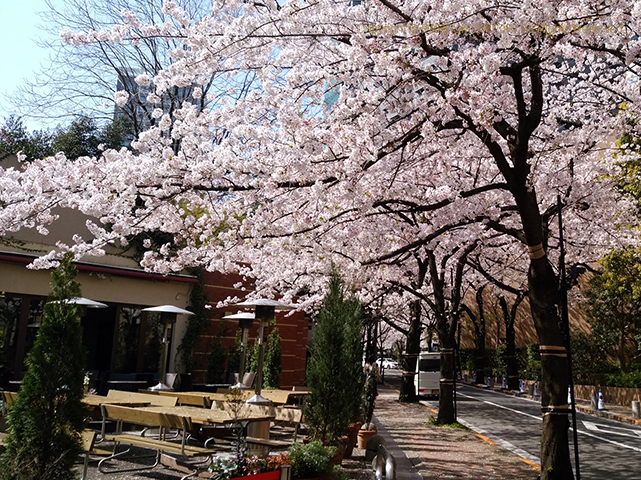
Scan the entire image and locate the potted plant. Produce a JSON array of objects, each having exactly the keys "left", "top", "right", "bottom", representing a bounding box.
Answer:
[
  {"left": 357, "top": 360, "right": 379, "bottom": 449},
  {"left": 288, "top": 441, "right": 334, "bottom": 480},
  {"left": 343, "top": 419, "right": 362, "bottom": 459},
  {"left": 304, "top": 272, "right": 363, "bottom": 453}
]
